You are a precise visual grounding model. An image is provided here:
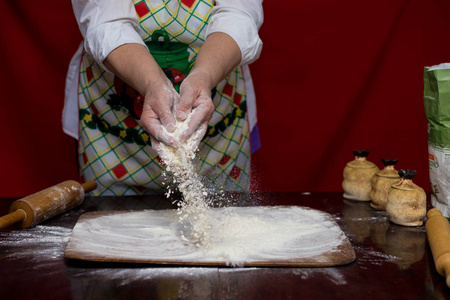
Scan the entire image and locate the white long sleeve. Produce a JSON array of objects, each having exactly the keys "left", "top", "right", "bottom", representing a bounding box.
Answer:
[
  {"left": 72, "top": 0, "right": 146, "bottom": 72},
  {"left": 72, "top": 0, "right": 263, "bottom": 68}
]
